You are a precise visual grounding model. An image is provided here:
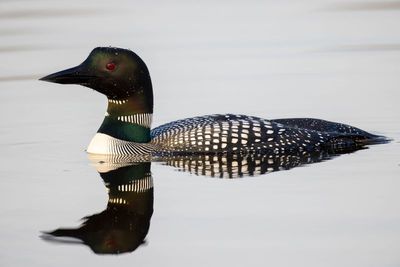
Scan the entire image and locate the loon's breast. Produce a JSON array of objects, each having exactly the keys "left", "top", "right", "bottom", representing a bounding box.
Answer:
[{"left": 150, "top": 114, "right": 381, "bottom": 156}]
